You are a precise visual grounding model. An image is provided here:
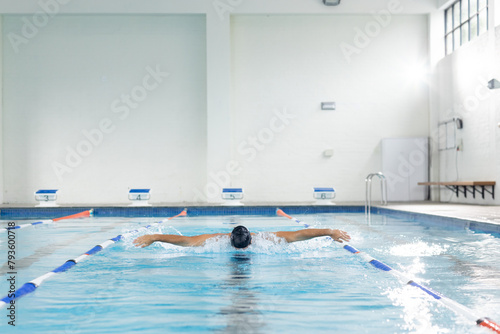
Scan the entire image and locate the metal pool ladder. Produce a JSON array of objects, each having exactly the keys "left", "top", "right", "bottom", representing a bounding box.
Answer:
[{"left": 365, "top": 172, "right": 388, "bottom": 219}]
